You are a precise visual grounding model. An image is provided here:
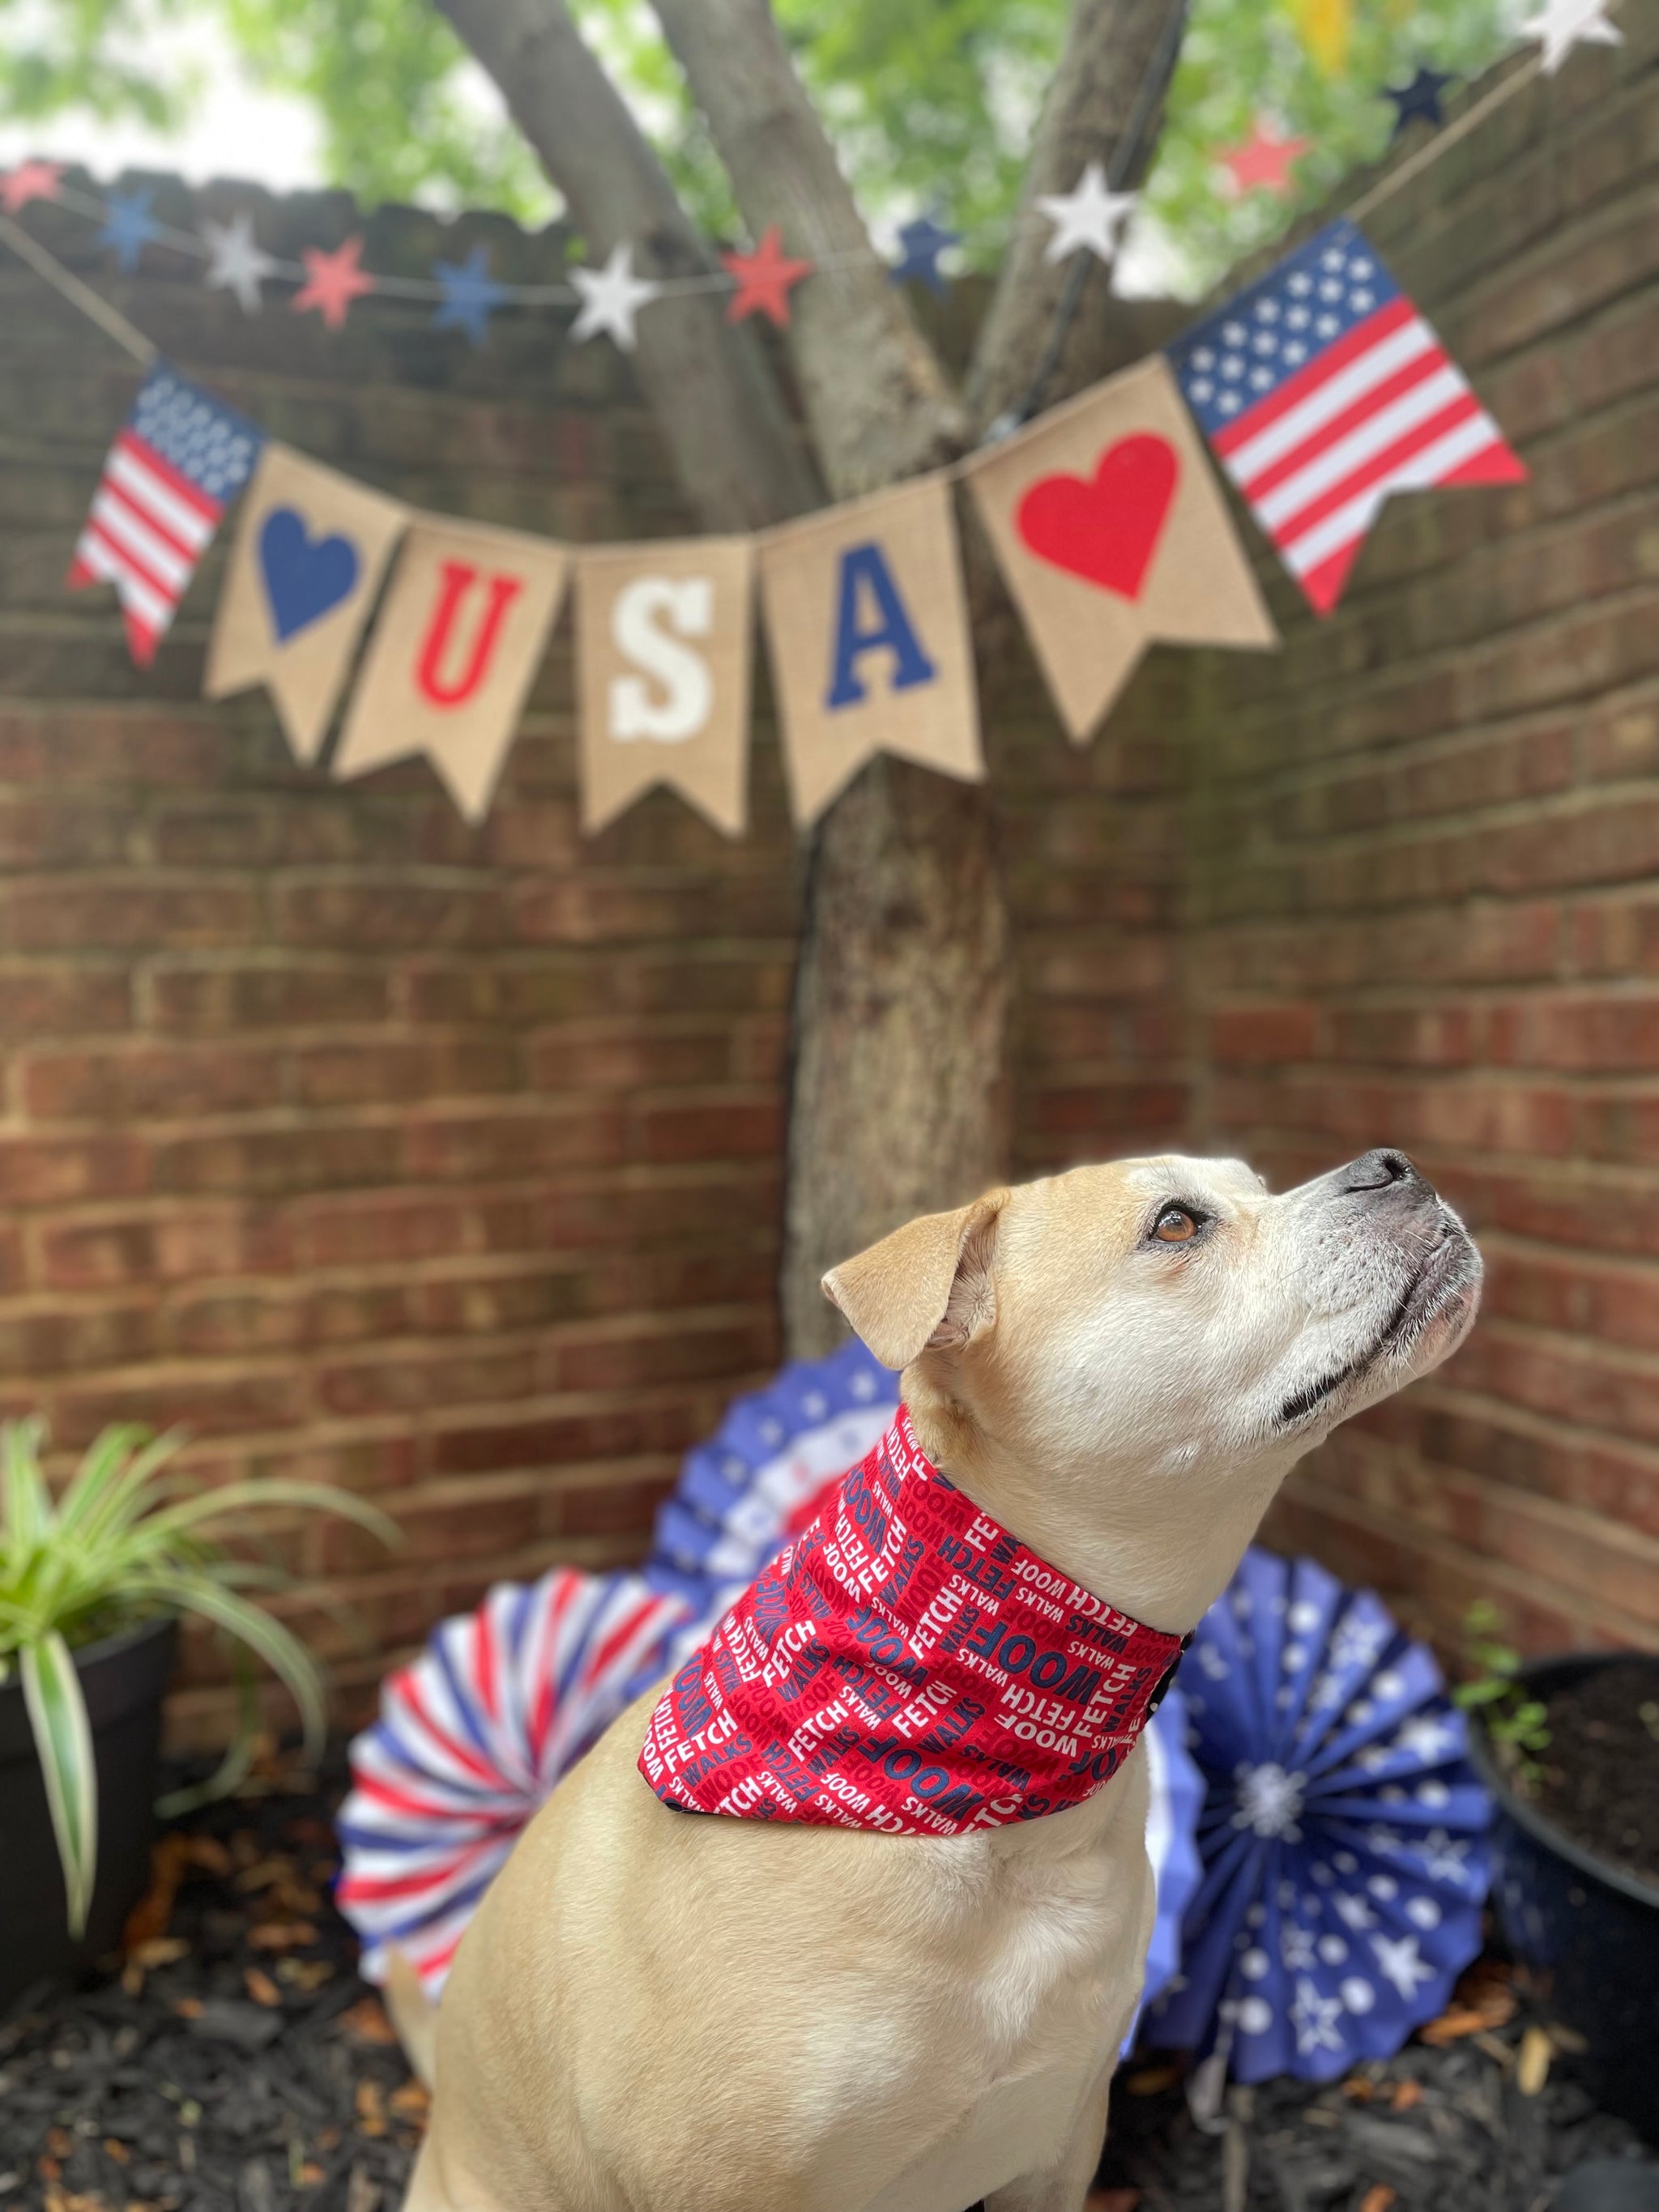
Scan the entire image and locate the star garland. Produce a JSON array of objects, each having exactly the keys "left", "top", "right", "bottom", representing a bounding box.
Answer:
[{"left": 0, "top": 0, "right": 1624, "bottom": 355}]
